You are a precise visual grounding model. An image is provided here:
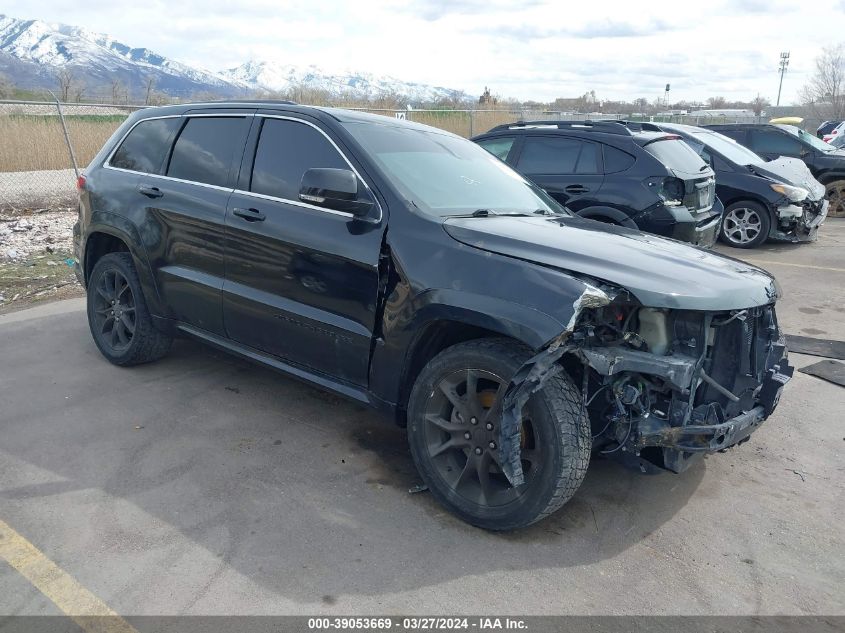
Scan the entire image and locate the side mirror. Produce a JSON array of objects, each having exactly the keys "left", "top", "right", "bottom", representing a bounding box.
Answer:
[{"left": 299, "top": 168, "right": 374, "bottom": 217}]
